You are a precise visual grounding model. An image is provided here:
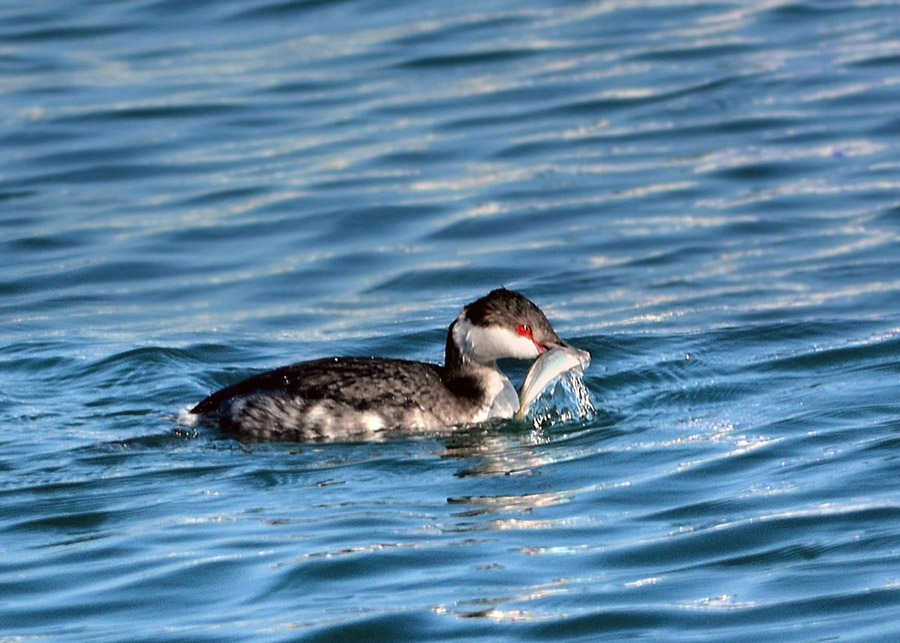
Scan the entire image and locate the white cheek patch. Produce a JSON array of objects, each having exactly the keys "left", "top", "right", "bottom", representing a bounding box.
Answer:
[{"left": 453, "top": 315, "right": 539, "bottom": 363}]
